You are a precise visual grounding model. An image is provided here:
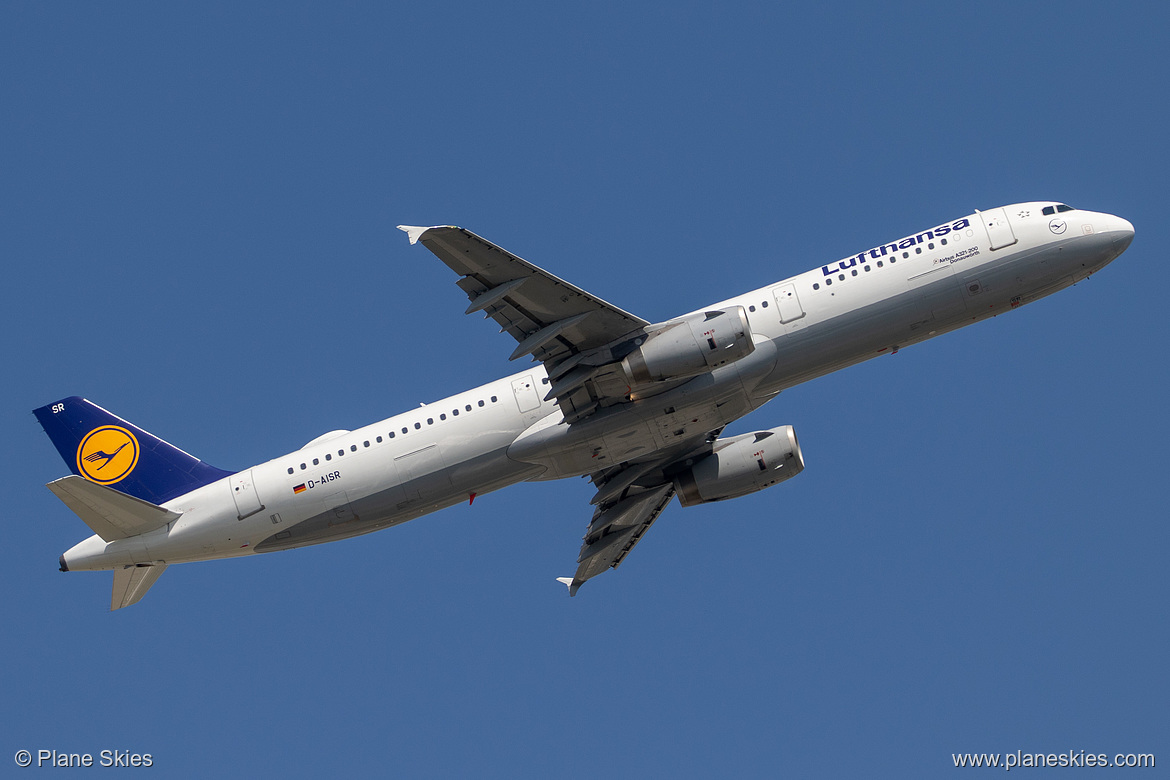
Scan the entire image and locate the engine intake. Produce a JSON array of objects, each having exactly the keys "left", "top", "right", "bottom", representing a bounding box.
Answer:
[
  {"left": 674, "top": 426, "right": 805, "bottom": 506},
  {"left": 622, "top": 306, "right": 754, "bottom": 386}
]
